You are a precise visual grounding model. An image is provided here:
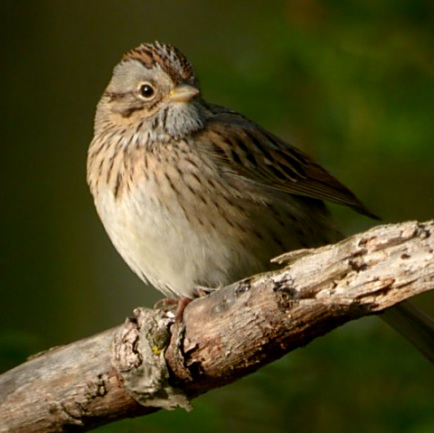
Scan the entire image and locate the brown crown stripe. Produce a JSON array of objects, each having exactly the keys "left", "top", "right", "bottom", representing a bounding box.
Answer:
[{"left": 122, "top": 42, "right": 196, "bottom": 85}]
